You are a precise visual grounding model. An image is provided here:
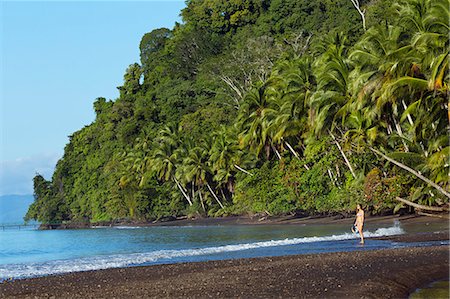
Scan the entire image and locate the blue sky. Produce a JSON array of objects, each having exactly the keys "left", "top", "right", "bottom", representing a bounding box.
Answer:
[{"left": 0, "top": 0, "right": 185, "bottom": 195}]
